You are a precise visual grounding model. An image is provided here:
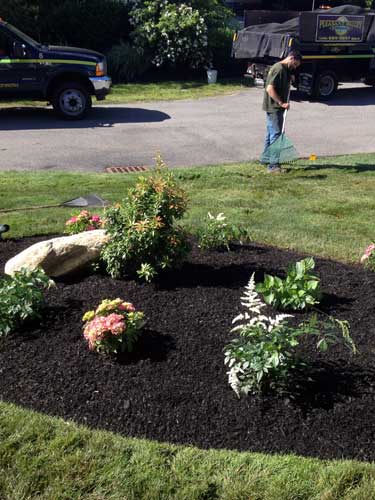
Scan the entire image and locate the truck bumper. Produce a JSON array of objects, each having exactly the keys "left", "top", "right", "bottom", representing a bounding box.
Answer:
[{"left": 89, "top": 76, "right": 112, "bottom": 100}]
